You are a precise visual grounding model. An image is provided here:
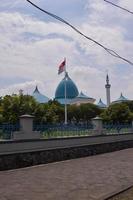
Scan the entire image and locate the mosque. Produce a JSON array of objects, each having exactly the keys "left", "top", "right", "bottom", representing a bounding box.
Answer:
[{"left": 32, "top": 72, "right": 129, "bottom": 108}]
